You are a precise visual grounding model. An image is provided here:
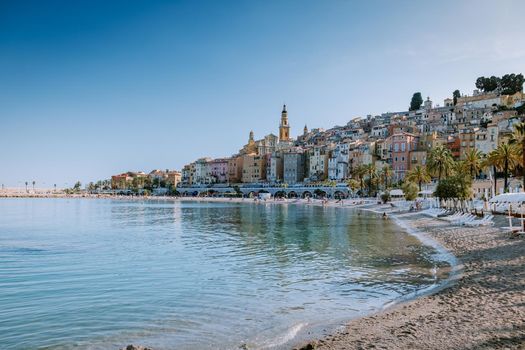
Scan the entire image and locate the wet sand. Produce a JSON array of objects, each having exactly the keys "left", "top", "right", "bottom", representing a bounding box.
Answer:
[{"left": 295, "top": 213, "right": 525, "bottom": 350}]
